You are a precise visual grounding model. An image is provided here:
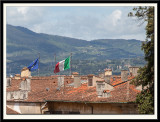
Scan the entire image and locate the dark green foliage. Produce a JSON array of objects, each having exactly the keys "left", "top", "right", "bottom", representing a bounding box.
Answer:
[
  {"left": 129, "top": 6, "right": 154, "bottom": 114},
  {"left": 136, "top": 89, "right": 154, "bottom": 114},
  {"left": 91, "top": 39, "right": 143, "bottom": 55}
]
